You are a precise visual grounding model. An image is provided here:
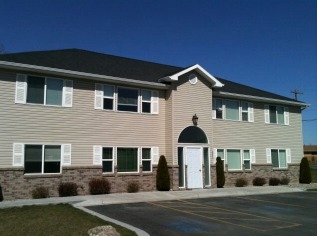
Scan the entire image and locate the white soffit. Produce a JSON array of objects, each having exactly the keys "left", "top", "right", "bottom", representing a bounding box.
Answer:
[{"left": 159, "top": 64, "right": 224, "bottom": 88}]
